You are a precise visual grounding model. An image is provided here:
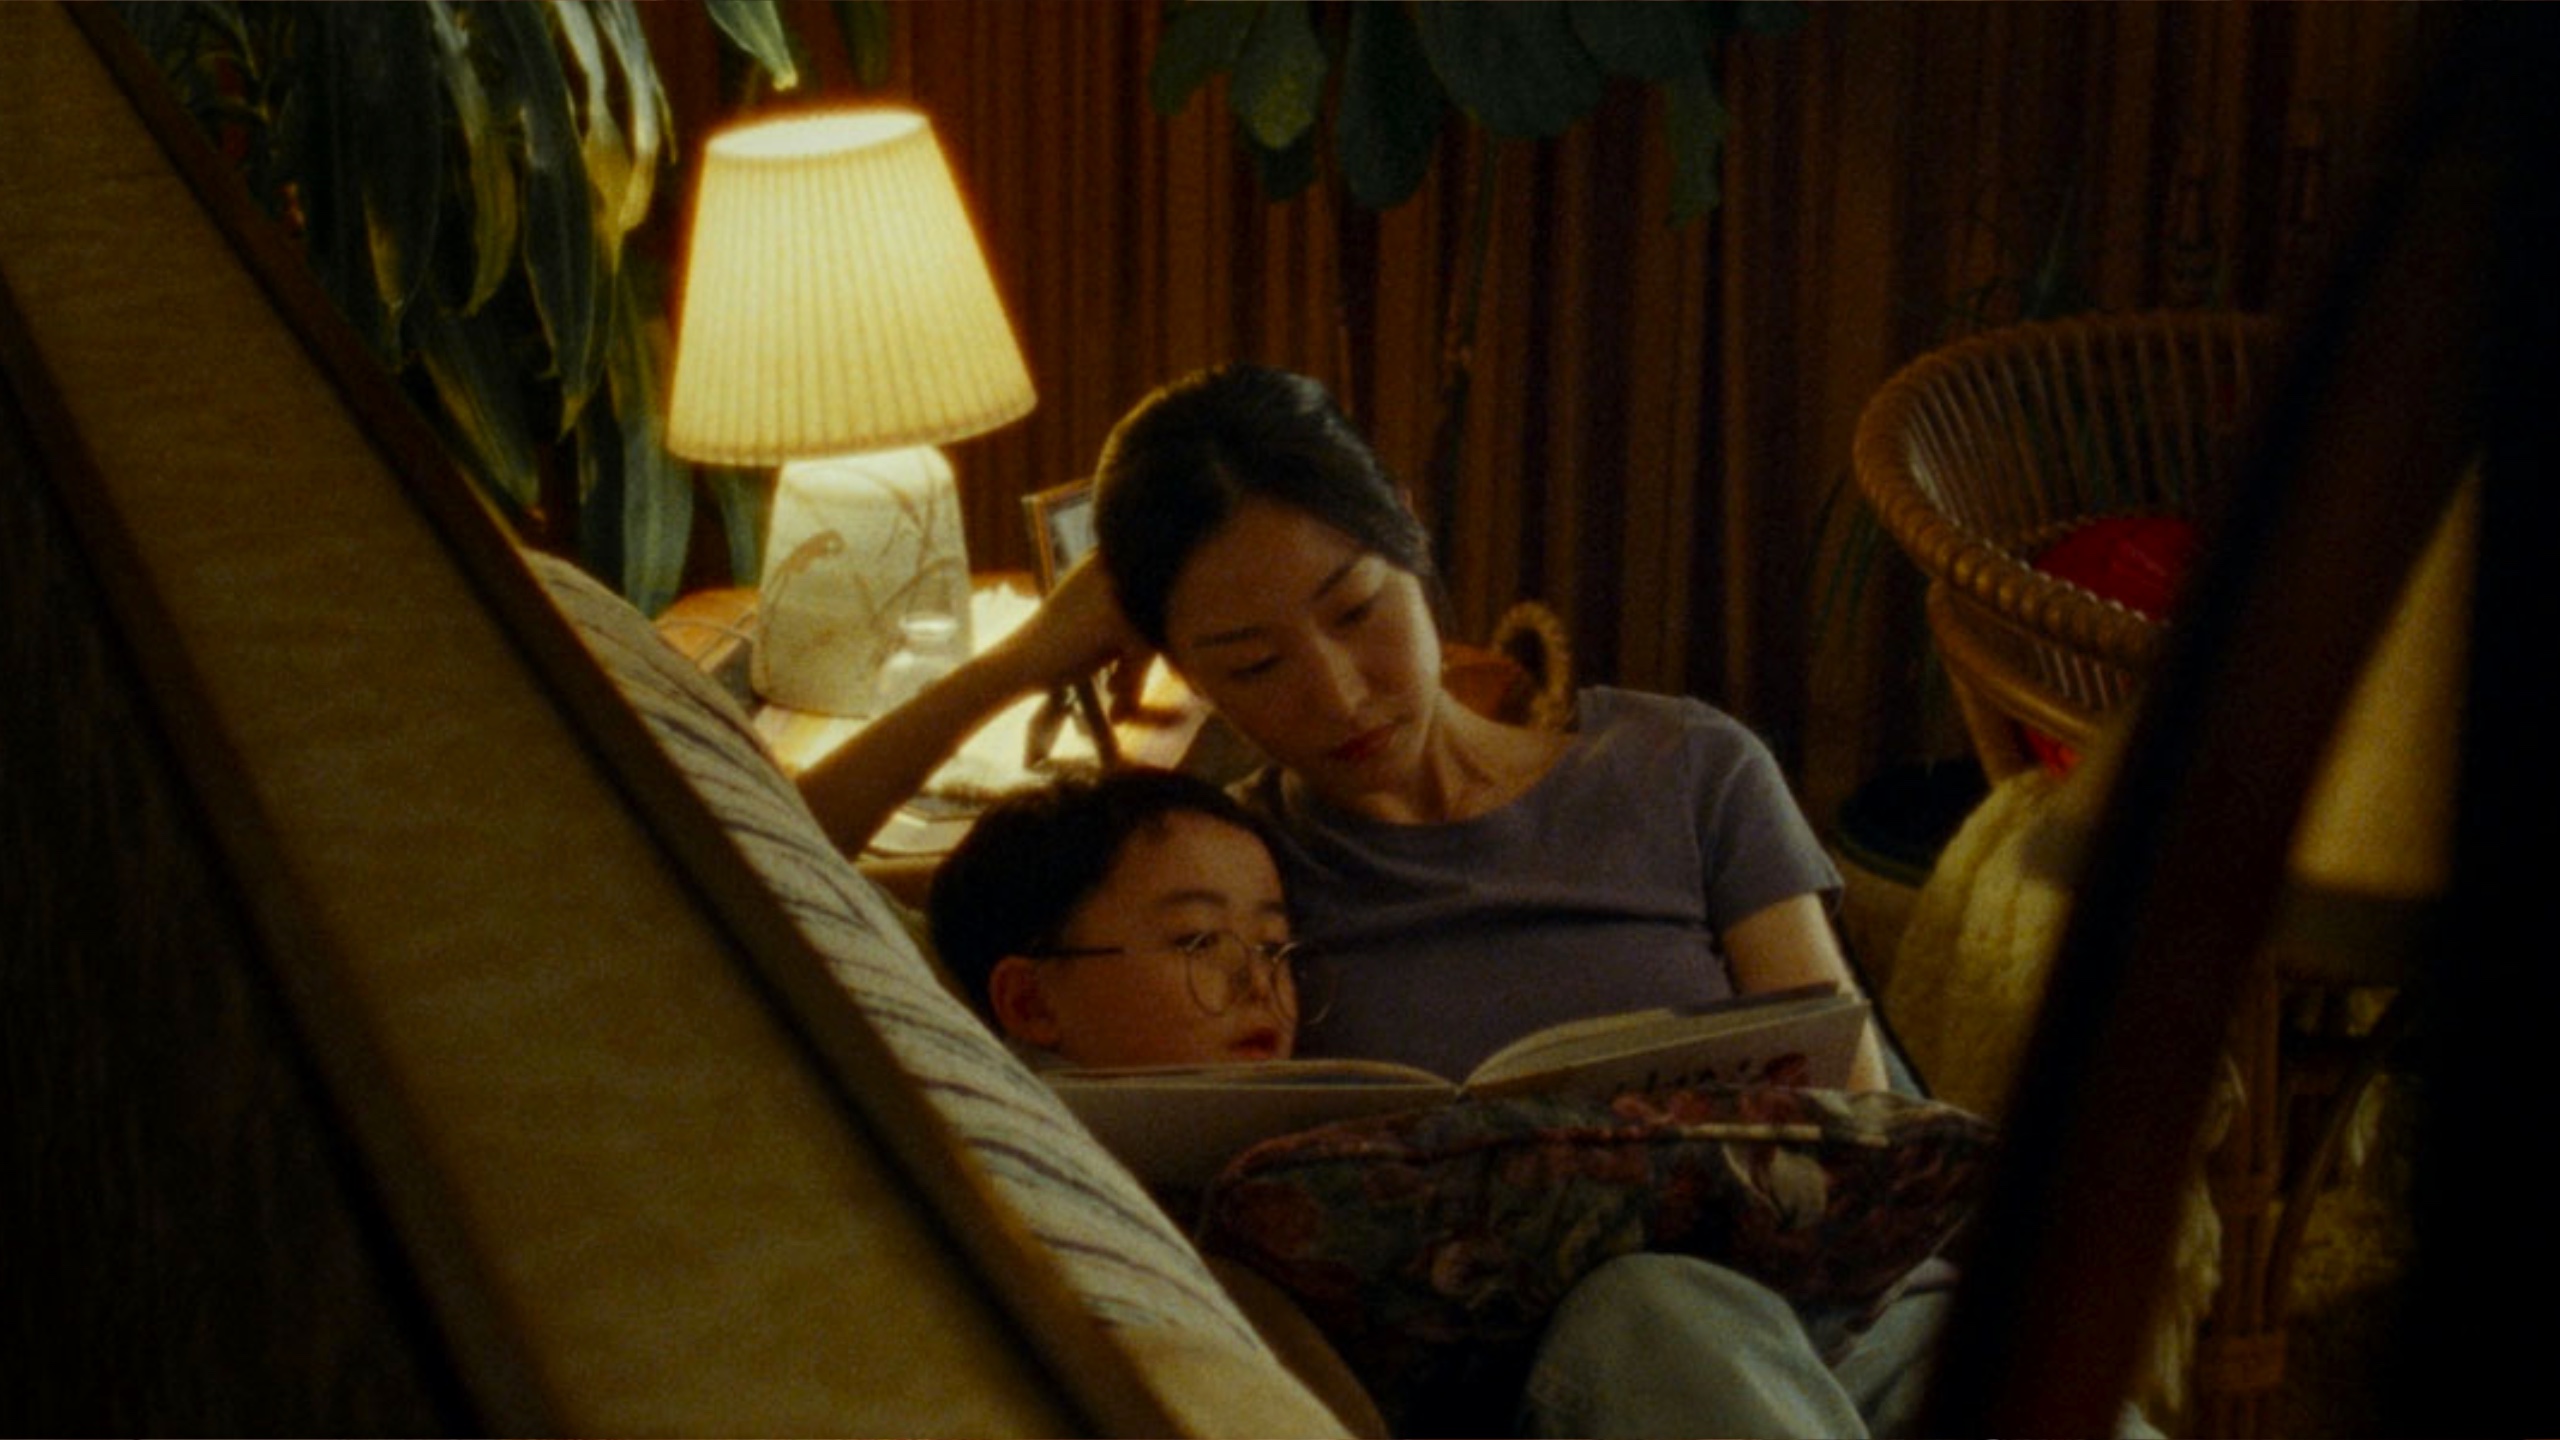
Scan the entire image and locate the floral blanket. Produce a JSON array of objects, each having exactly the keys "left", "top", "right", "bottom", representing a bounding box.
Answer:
[{"left": 1197, "top": 1082, "right": 1996, "bottom": 1429}]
